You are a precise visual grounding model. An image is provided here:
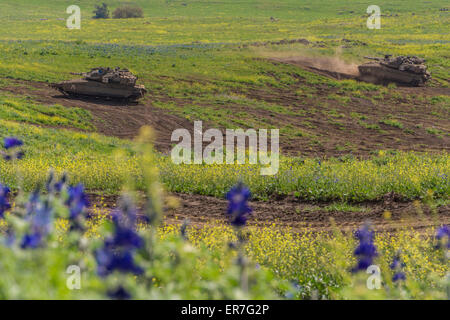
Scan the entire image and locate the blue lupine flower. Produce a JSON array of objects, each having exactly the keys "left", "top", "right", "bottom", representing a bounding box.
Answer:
[
  {"left": 353, "top": 256, "right": 374, "bottom": 271},
  {"left": 2, "top": 137, "right": 25, "bottom": 161},
  {"left": 54, "top": 174, "right": 67, "bottom": 193},
  {"left": 354, "top": 242, "right": 378, "bottom": 257},
  {"left": 436, "top": 225, "right": 449, "bottom": 240},
  {"left": 33, "top": 201, "right": 52, "bottom": 231},
  {"left": 107, "top": 286, "right": 131, "bottom": 300},
  {"left": 20, "top": 233, "right": 42, "bottom": 249},
  {"left": 104, "top": 211, "right": 143, "bottom": 249},
  {"left": 390, "top": 252, "right": 406, "bottom": 282},
  {"left": 3, "top": 137, "right": 23, "bottom": 150},
  {"left": 435, "top": 225, "right": 449, "bottom": 249},
  {"left": 392, "top": 272, "right": 406, "bottom": 282},
  {"left": 21, "top": 200, "right": 53, "bottom": 249},
  {"left": 109, "top": 227, "right": 143, "bottom": 249},
  {"left": 26, "top": 190, "right": 40, "bottom": 217},
  {"left": 15, "top": 151, "right": 25, "bottom": 160},
  {"left": 2, "top": 152, "right": 25, "bottom": 161},
  {"left": 354, "top": 223, "right": 375, "bottom": 243},
  {"left": 46, "top": 171, "right": 66, "bottom": 193},
  {"left": 95, "top": 197, "right": 143, "bottom": 279},
  {"left": 390, "top": 256, "right": 403, "bottom": 269},
  {"left": 352, "top": 223, "right": 378, "bottom": 273},
  {"left": 226, "top": 183, "right": 252, "bottom": 227},
  {"left": 66, "top": 184, "right": 89, "bottom": 220},
  {"left": 0, "top": 184, "right": 11, "bottom": 218},
  {"left": 96, "top": 248, "right": 143, "bottom": 277}
]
